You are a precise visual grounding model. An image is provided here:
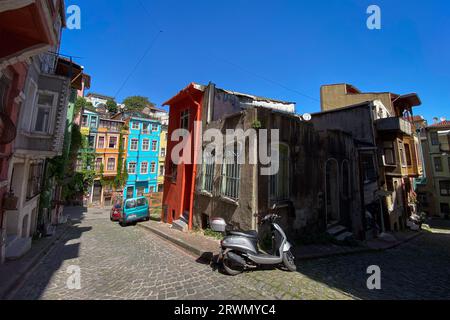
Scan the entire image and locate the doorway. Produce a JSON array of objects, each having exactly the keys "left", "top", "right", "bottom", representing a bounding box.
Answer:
[{"left": 325, "top": 159, "right": 340, "bottom": 226}]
